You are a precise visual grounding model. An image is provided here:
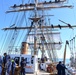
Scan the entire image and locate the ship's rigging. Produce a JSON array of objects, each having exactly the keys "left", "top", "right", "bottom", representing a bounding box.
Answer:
[{"left": 1, "top": 0, "right": 76, "bottom": 63}]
